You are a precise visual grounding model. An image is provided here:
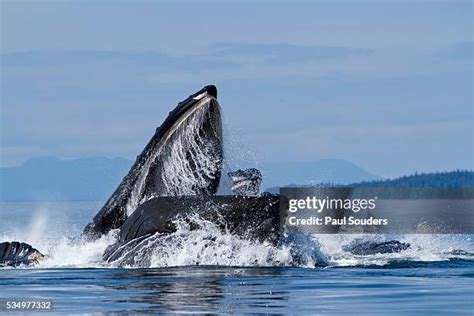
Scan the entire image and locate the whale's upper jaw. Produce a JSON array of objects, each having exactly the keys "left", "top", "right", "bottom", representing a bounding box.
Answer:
[
  {"left": 155, "top": 85, "right": 218, "bottom": 141},
  {"left": 83, "top": 85, "right": 223, "bottom": 238},
  {"left": 125, "top": 84, "right": 223, "bottom": 209},
  {"left": 149, "top": 90, "right": 223, "bottom": 198}
]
